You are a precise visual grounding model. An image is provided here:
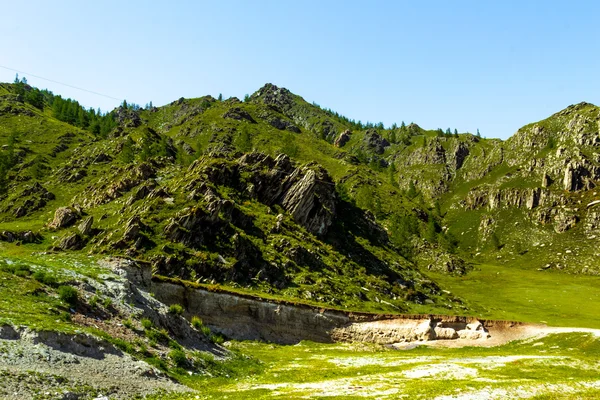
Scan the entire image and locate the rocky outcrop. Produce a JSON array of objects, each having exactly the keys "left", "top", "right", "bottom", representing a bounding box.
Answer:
[
  {"left": 48, "top": 207, "right": 78, "bottom": 229},
  {"left": 83, "top": 162, "right": 156, "bottom": 207},
  {"left": 464, "top": 187, "right": 561, "bottom": 211},
  {"left": 447, "top": 141, "right": 470, "bottom": 170},
  {"left": 0, "top": 230, "right": 41, "bottom": 243},
  {"left": 115, "top": 106, "right": 142, "bottom": 128},
  {"left": 280, "top": 166, "right": 336, "bottom": 236},
  {"left": 238, "top": 153, "right": 337, "bottom": 236},
  {"left": 223, "top": 107, "right": 256, "bottom": 123},
  {"left": 78, "top": 216, "right": 93, "bottom": 236},
  {"left": 56, "top": 233, "right": 84, "bottom": 250},
  {"left": 334, "top": 130, "right": 351, "bottom": 147},
  {"left": 363, "top": 130, "right": 390, "bottom": 154},
  {"left": 266, "top": 116, "right": 301, "bottom": 133},
  {"left": 554, "top": 211, "right": 578, "bottom": 233}
]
